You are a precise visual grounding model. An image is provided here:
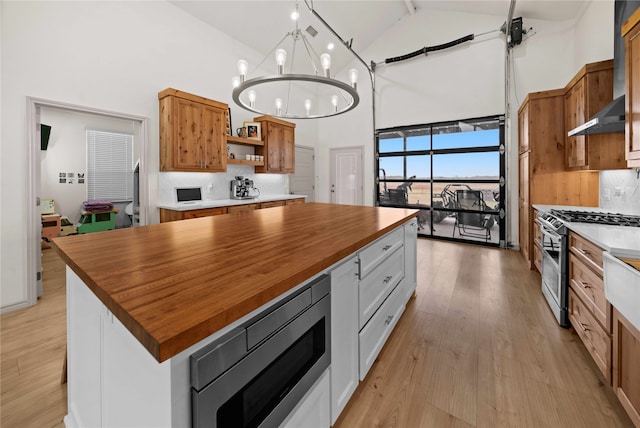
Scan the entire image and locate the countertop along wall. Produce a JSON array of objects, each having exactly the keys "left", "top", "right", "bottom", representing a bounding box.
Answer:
[{"left": 0, "top": 1, "right": 319, "bottom": 311}]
